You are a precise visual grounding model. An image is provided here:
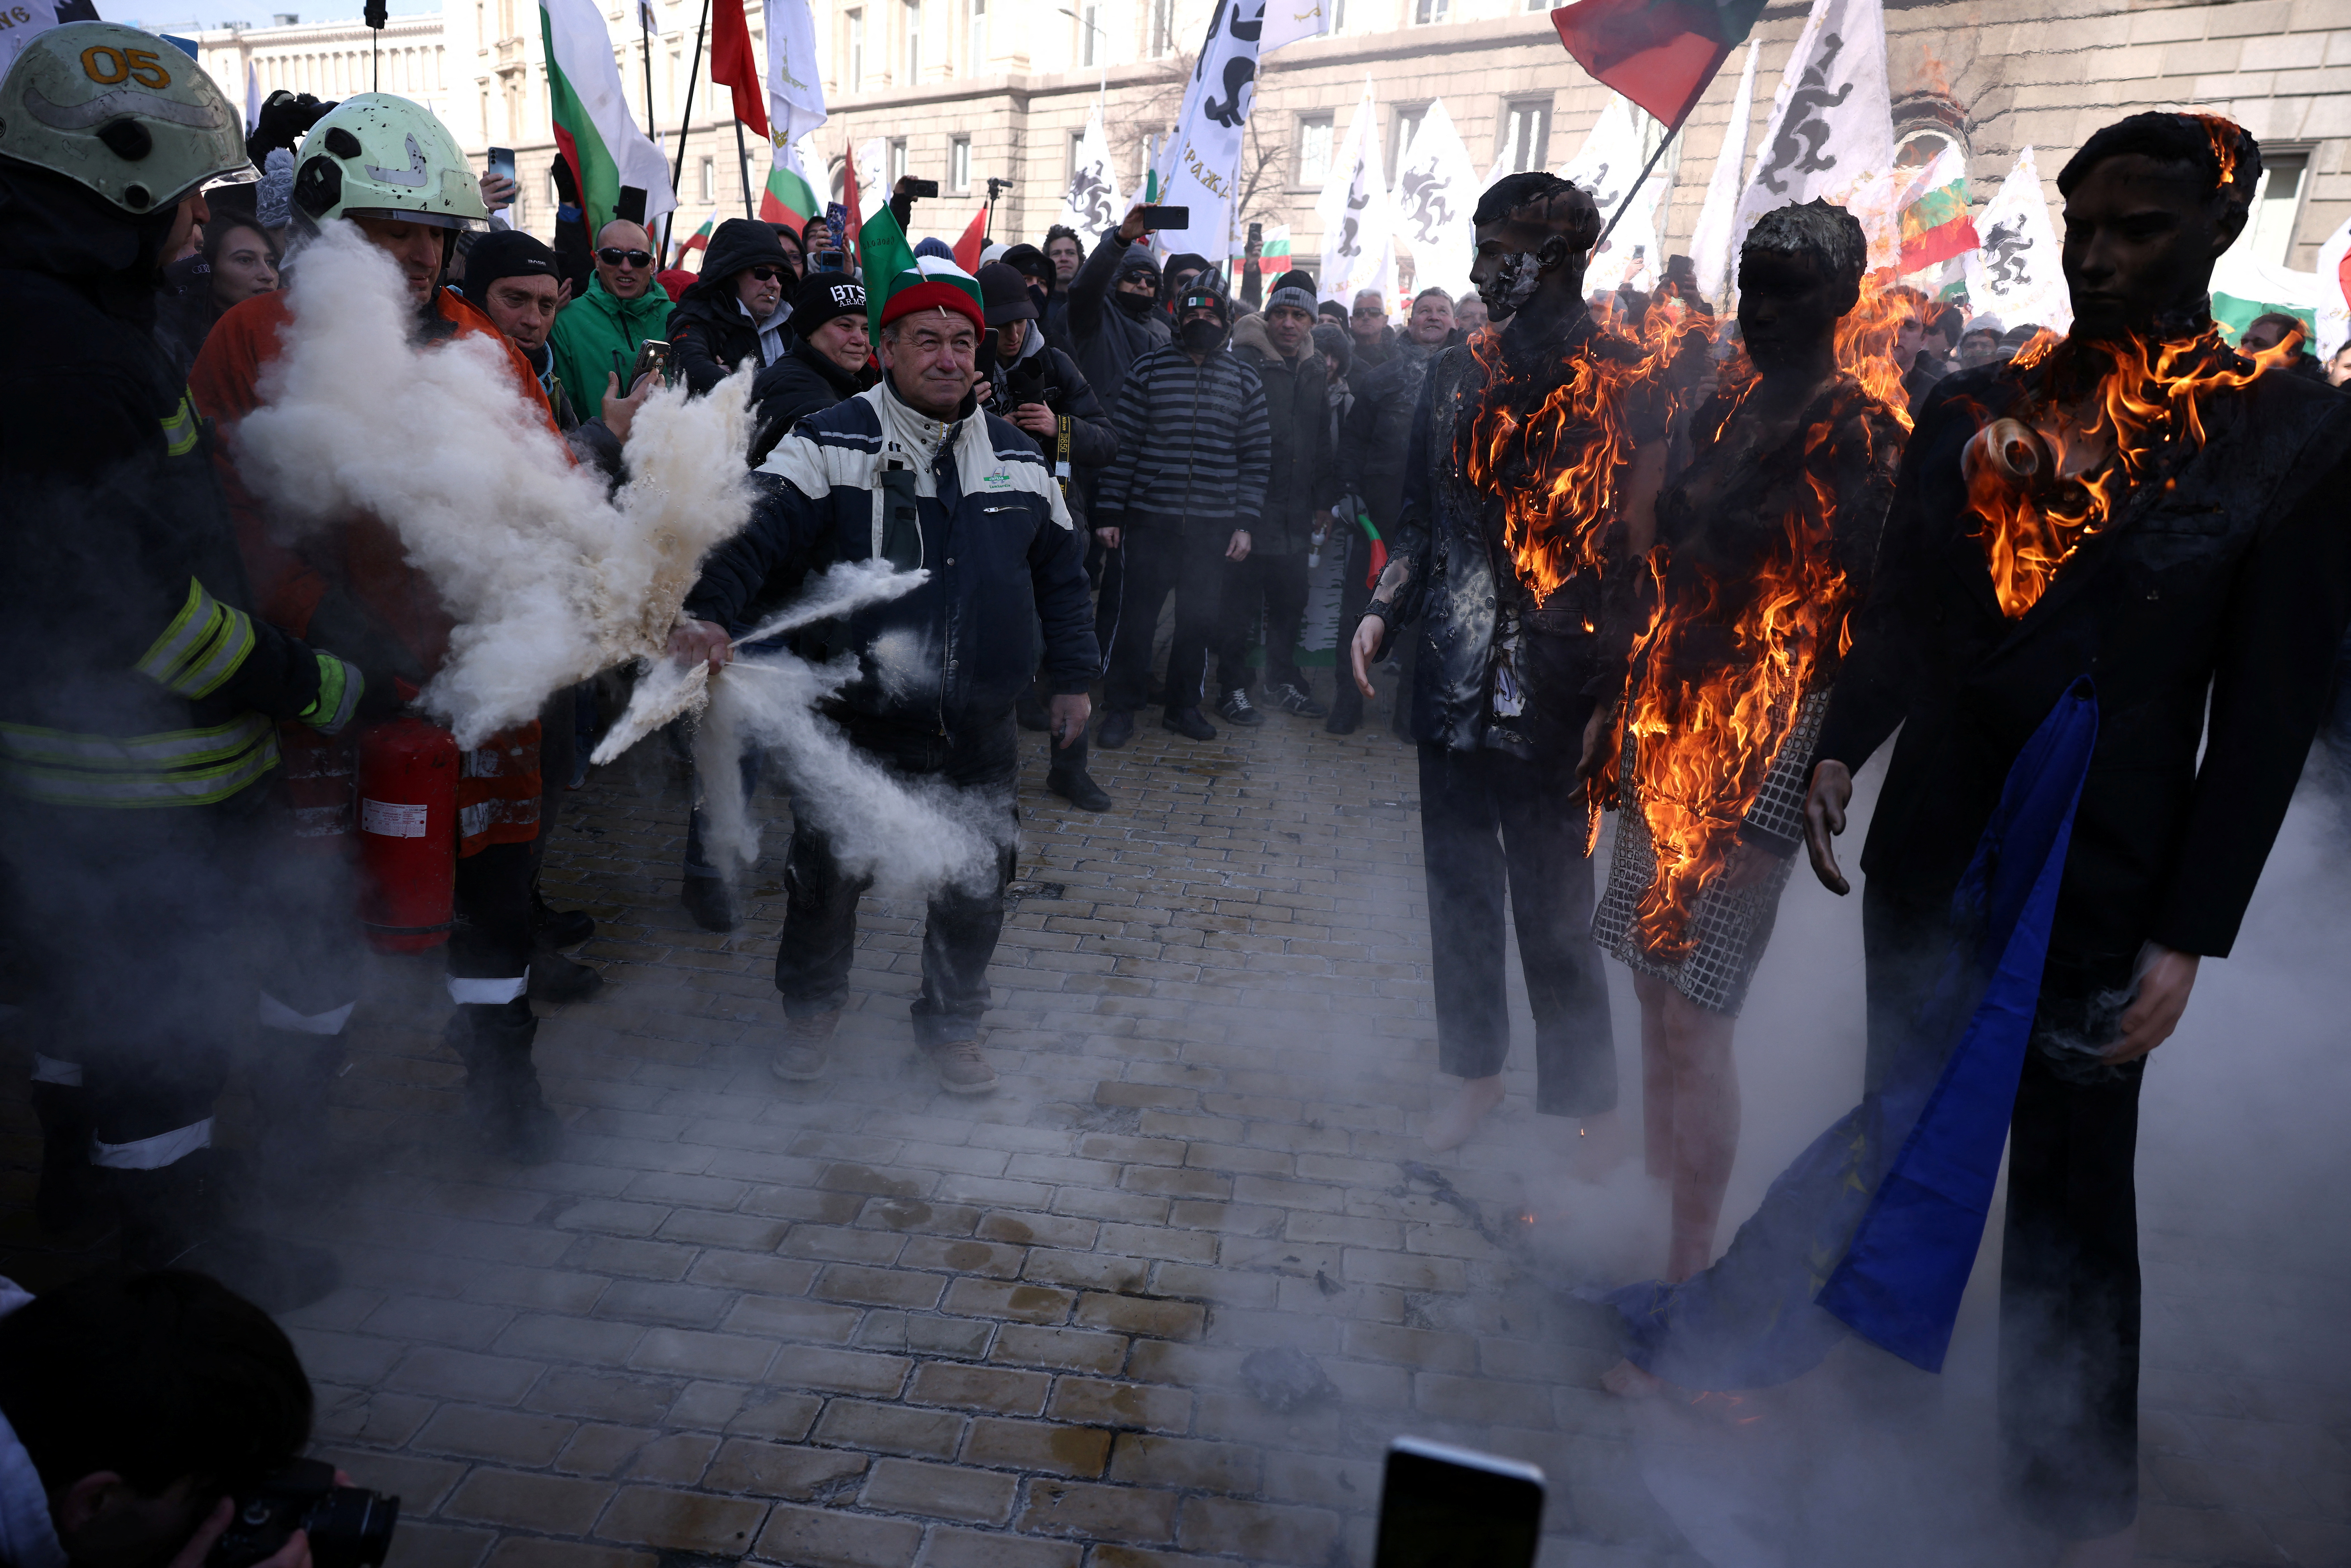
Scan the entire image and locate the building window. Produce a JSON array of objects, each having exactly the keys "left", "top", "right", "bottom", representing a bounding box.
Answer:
[
  {"left": 1147, "top": 0, "right": 1173, "bottom": 57},
  {"left": 903, "top": 0, "right": 920, "bottom": 80},
  {"left": 1498, "top": 98, "right": 1549, "bottom": 173},
  {"left": 1080, "top": 0, "right": 1098, "bottom": 64},
  {"left": 967, "top": 0, "right": 984, "bottom": 70},
  {"left": 1297, "top": 112, "right": 1334, "bottom": 187},
  {"left": 1412, "top": 0, "right": 1446, "bottom": 24},
  {"left": 845, "top": 8, "right": 862, "bottom": 84},
  {"left": 698, "top": 155, "right": 714, "bottom": 201},
  {"left": 950, "top": 135, "right": 971, "bottom": 192},
  {"left": 2246, "top": 149, "right": 2308, "bottom": 266},
  {"left": 889, "top": 137, "right": 909, "bottom": 182},
  {"left": 1391, "top": 103, "right": 1426, "bottom": 171}
]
